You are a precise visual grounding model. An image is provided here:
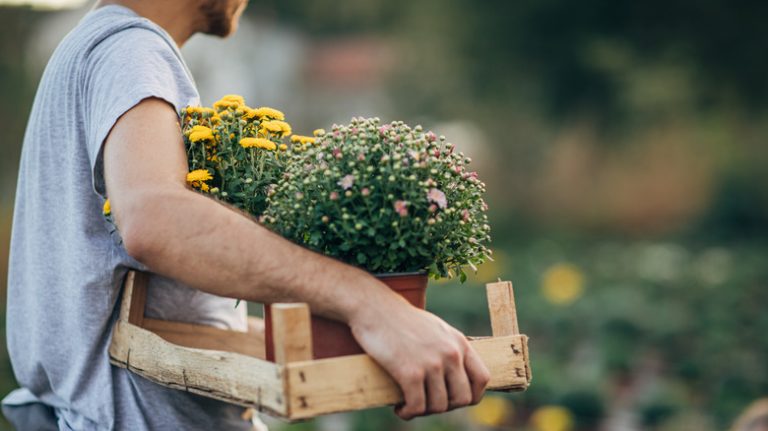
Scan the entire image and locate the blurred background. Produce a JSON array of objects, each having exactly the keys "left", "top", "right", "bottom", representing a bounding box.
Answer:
[{"left": 1, "top": 0, "right": 768, "bottom": 430}]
